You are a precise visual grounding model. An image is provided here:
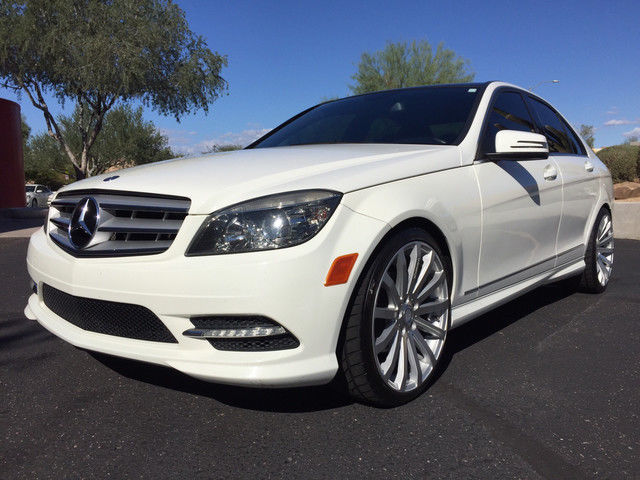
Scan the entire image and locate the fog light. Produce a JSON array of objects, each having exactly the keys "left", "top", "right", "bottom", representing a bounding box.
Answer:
[{"left": 183, "top": 326, "right": 286, "bottom": 339}]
